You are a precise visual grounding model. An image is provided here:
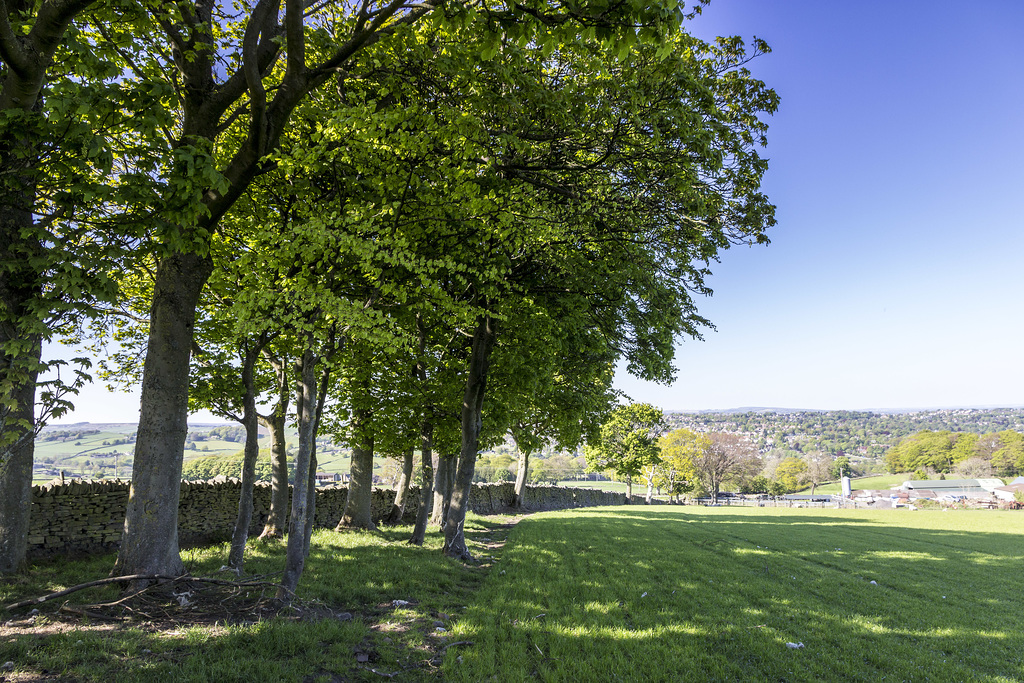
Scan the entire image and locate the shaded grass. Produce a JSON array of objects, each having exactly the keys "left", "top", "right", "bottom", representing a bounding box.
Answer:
[
  {"left": 1, "top": 513, "right": 511, "bottom": 682},
  {"left": 444, "top": 507, "right": 1024, "bottom": 682}
]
